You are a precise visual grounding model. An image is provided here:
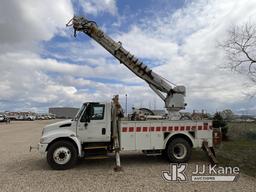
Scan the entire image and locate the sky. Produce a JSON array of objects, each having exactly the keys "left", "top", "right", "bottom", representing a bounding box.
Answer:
[{"left": 1, "top": 0, "right": 256, "bottom": 114}]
